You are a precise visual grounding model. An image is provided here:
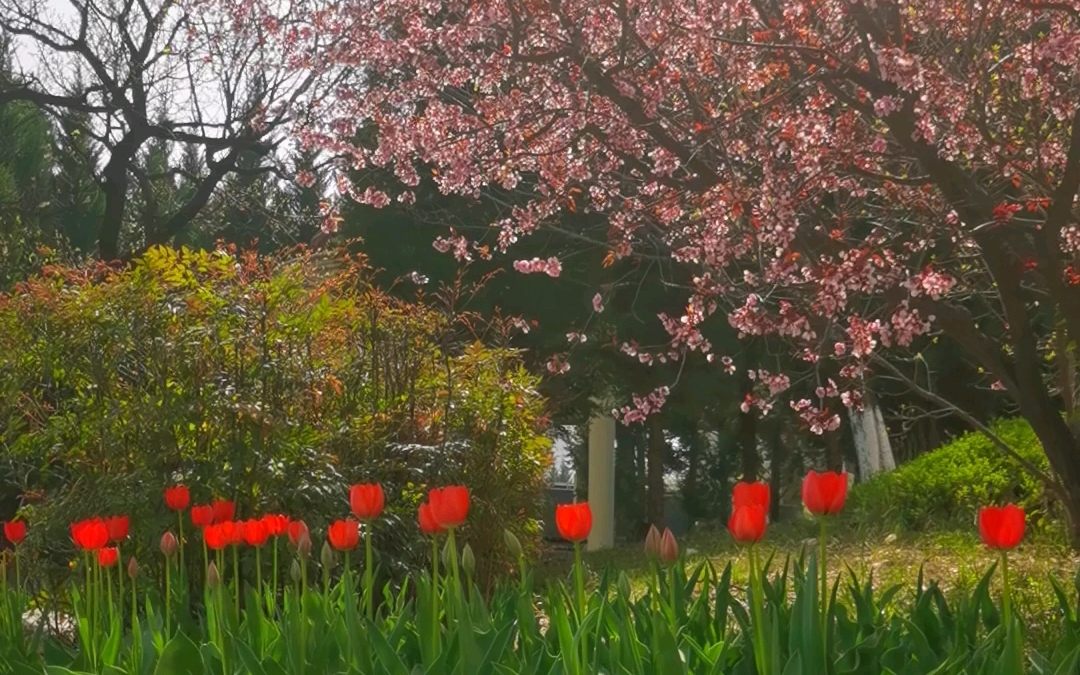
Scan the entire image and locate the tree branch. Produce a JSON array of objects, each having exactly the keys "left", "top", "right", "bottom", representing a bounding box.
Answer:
[{"left": 872, "top": 354, "right": 1065, "bottom": 499}]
